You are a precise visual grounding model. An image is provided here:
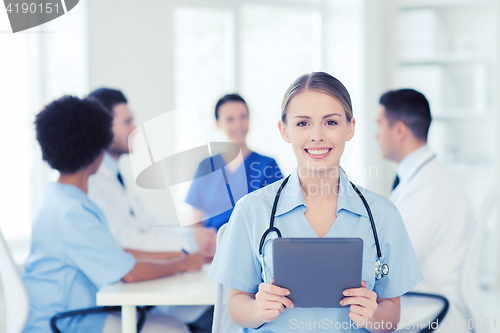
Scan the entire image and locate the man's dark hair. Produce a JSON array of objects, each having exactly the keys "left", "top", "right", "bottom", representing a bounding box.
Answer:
[
  {"left": 35, "top": 95, "right": 113, "bottom": 173},
  {"left": 379, "top": 89, "right": 432, "bottom": 142},
  {"left": 88, "top": 87, "right": 128, "bottom": 112},
  {"left": 215, "top": 93, "right": 248, "bottom": 120}
]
